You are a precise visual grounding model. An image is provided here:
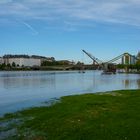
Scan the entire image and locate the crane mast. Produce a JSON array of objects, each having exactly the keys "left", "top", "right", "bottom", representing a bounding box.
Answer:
[{"left": 82, "top": 50, "right": 103, "bottom": 64}]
